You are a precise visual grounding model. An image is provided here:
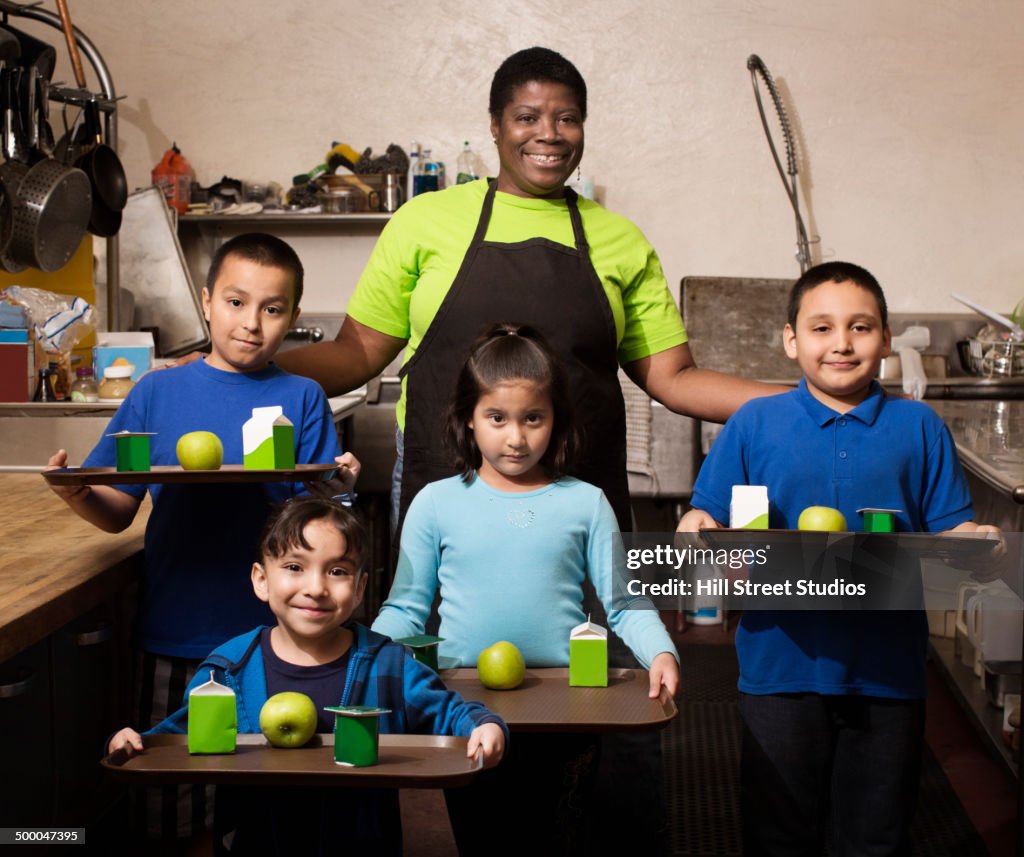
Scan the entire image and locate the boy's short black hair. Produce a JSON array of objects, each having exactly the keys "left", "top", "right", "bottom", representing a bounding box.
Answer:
[
  {"left": 489, "top": 47, "right": 587, "bottom": 121},
  {"left": 258, "top": 497, "right": 366, "bottom": 570},
  {"left": 206, "top": 232, "right": 304, "bottom": 310},
  {"left": 444, "top": 322, "right": 581, "bottom": 481},
  {"left": 787, "top": 261, "right": 888, "bottom": 328}
]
